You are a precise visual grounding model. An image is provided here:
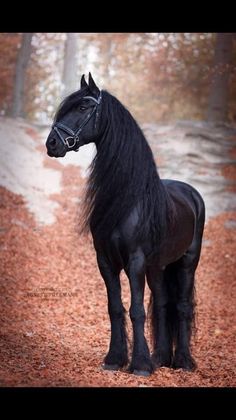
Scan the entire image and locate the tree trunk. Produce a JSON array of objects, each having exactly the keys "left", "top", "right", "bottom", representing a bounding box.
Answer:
[
  {"left": 207, "top": 33, "right": 234, "bottom": 123},
  {"left": 62, "top": 33, "right": 78, "bottom": 98},
  {"left": 11, "top": 33, "right": 33, "bottom": 117},
  {"left": 104, "top": 36, "right": 114, "bottom": 81}
]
